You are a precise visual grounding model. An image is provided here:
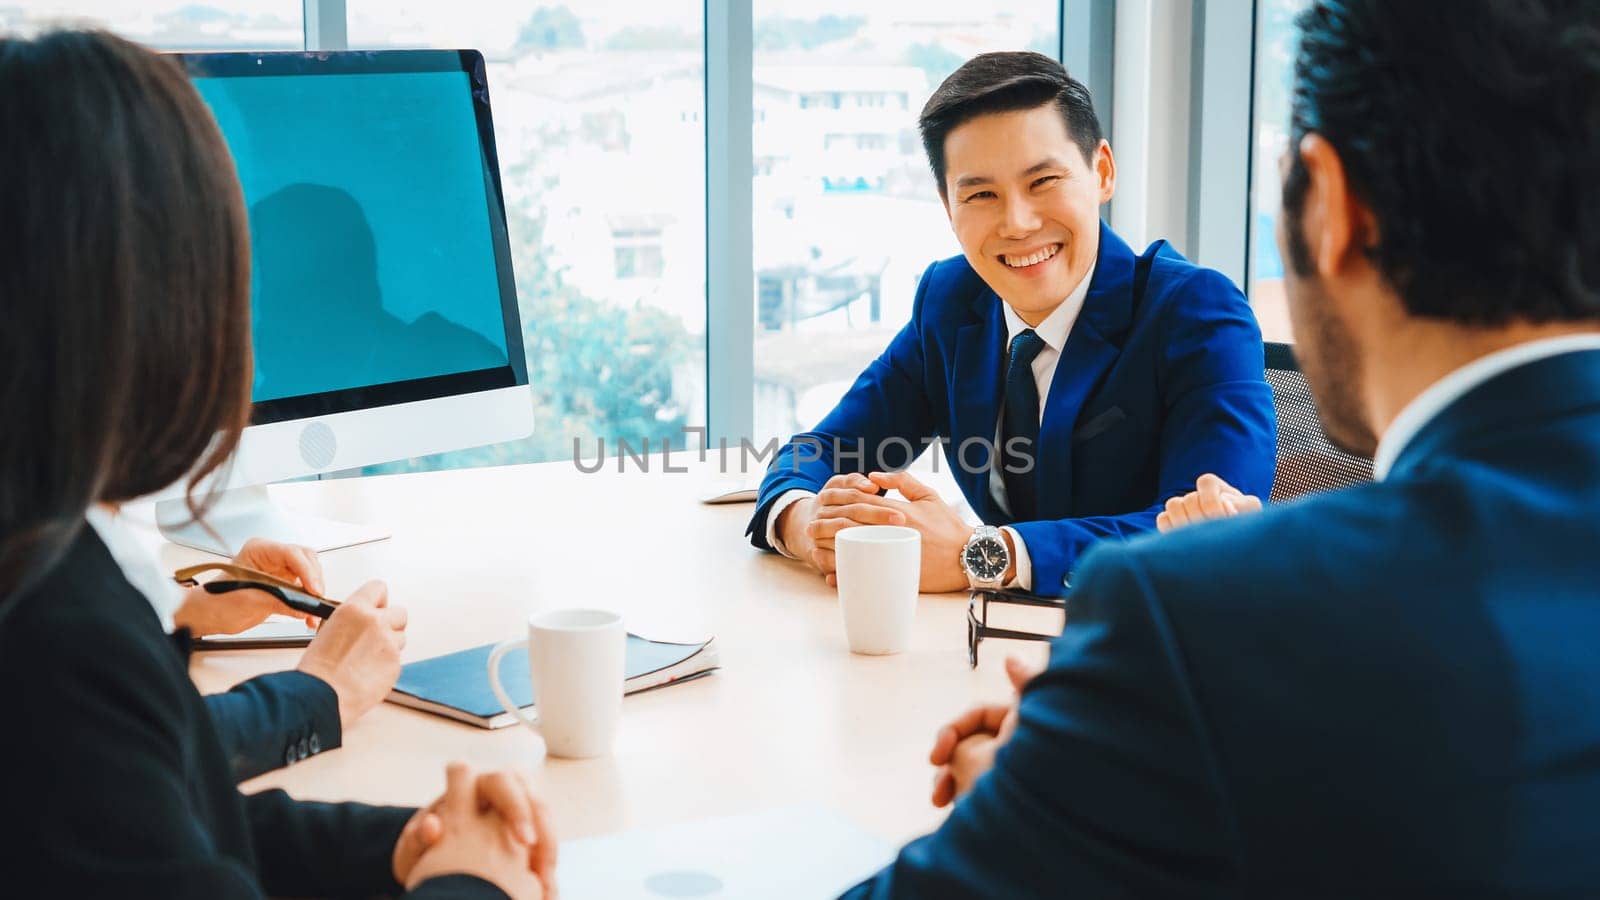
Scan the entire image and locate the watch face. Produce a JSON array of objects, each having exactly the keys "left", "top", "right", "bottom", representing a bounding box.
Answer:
[{"left": 964, "top": 537, "right": 1007, "bottom": 581}]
